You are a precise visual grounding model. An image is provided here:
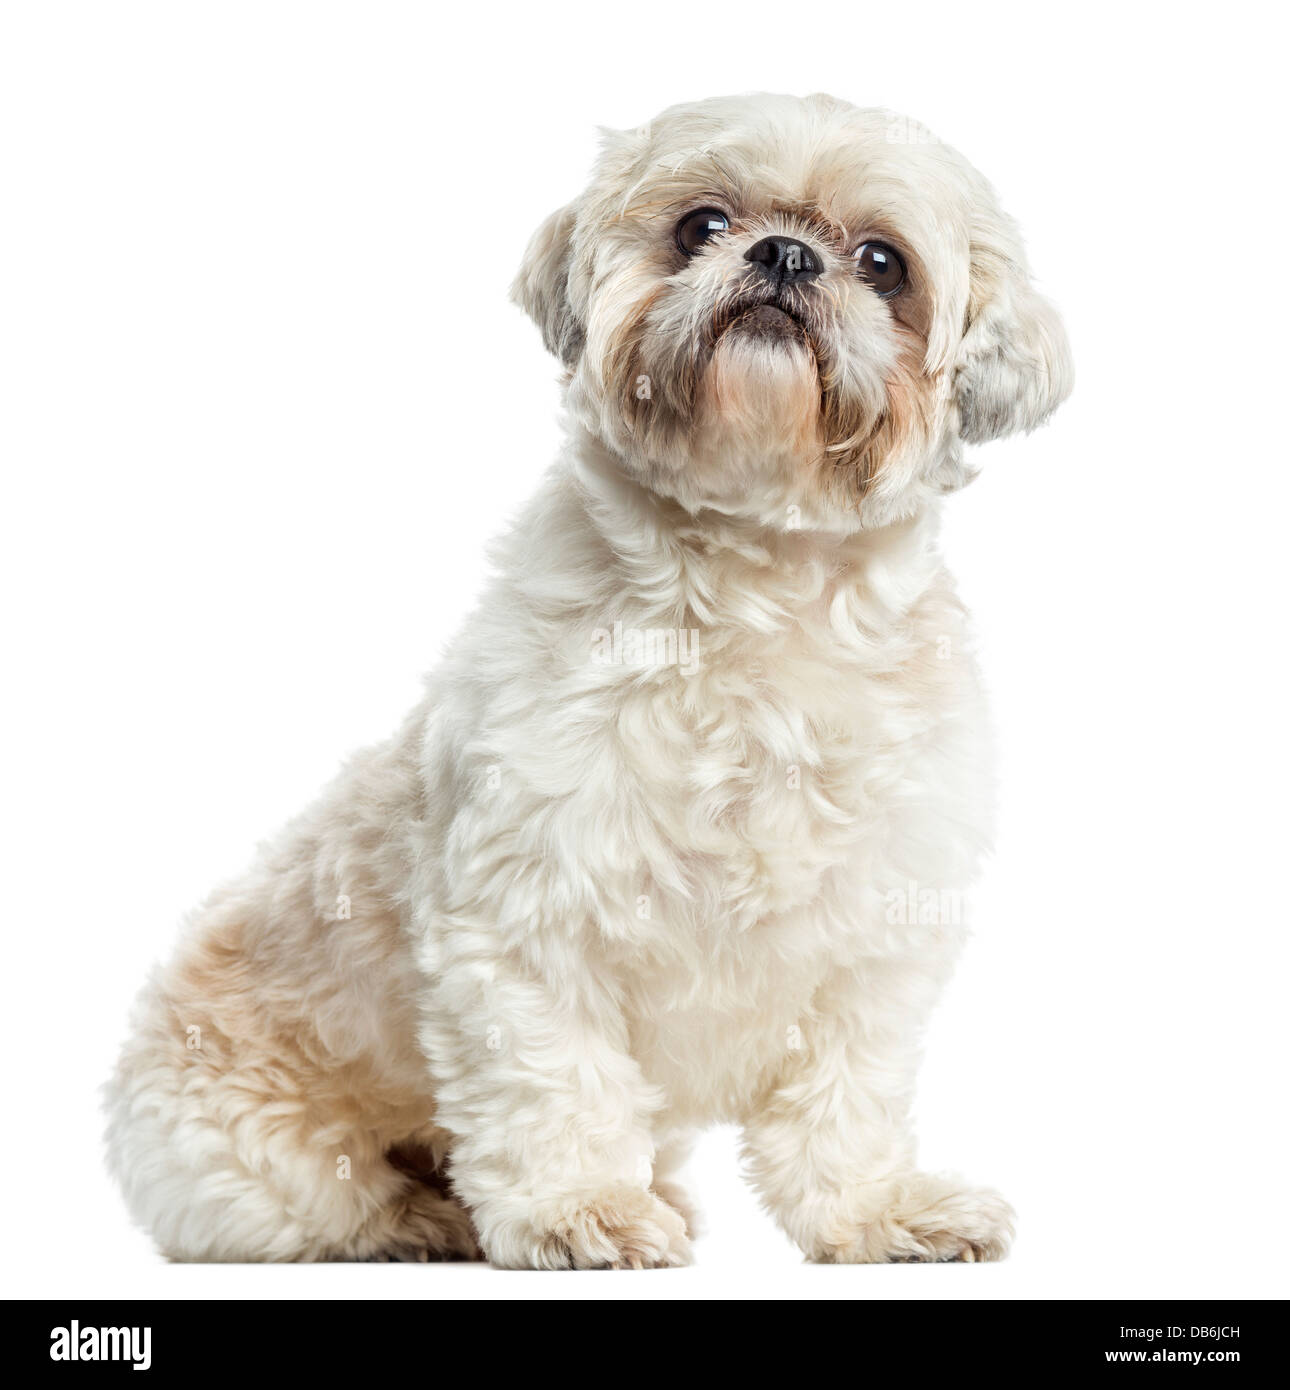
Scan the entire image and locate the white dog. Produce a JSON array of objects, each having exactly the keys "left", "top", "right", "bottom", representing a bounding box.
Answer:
[{"left": 105, "top": 93, "right": 1071, "bottom": 1267}]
